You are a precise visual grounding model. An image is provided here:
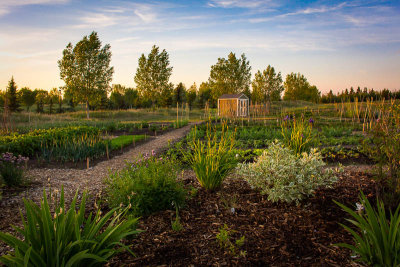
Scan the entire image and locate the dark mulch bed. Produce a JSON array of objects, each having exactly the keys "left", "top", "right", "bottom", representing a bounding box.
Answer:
[{"left": 110, "top": 169, "right": 375, "bottom": 266}]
